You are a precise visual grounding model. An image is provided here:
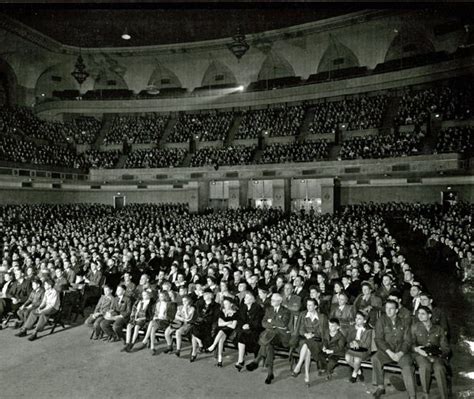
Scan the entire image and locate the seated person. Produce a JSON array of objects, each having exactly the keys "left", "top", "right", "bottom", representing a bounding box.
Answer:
[
  {"left": 164, "top": 294, "right": 196, "bottom": 357},
  {"left": 235, "top": 291, "right": 264, "bottom": 371},
  {"left": 246, "top": 293, "right": 292, "bottom": 385},
  {"left": 371, "top": 299, "right": 416, "bottom": 399},
  {"left": 353, "top": 281, "right": 383, "bottom": 328},
  {"left": 137, "top": 291, "right": 177, "bottom": 355},
  {"left": 411, "top": 306, "right": 450, "bottom": 399},
  {"left": 320, "top": 318, "right": 346, "bottom": 380},
  {"left": 189, "top": 290, "right": 220, "bottom": 362},
  {"left": 81, "top": 262, "right": 103, "bottom": 308},
  {"left": 345, "top": 310, "right": 373, "bottom": 383},
  {"left": 207, "top": 297, "right": 239, "bottom": 367},
  {"left": 85, "top": 284, "right": 114, "bottom": 339},
  {"left": 0, "top": 270, "right": 30, "bottom": 325},
  {"left": 100, "top": 284, "right": 132, "bottom": 341},
  {"left": 121, "top": 289, "right": 154, "bottom": 353},
  {"left": 15, "top": 279, "right": 60, "bottom": 341},
  {"left": 16, "top": 278, "right": 44, "bottom": 329},
  {"left": 292, "top": 298, "right": 328, "bottom": 386},
  {"left": 54, "top": 268, "right": 69, "bottom": 293},
  {"left": 329, "top": 291, "right": 355, "bottom": 336}
]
